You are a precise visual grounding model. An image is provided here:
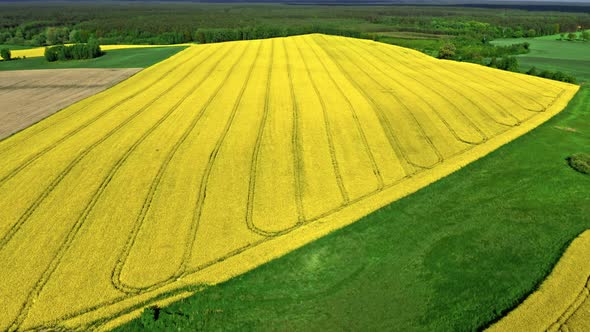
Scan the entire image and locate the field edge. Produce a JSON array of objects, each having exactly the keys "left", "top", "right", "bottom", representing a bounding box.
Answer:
[{"left": 489, "top": 229, "right": 590, "bottom": 331}]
